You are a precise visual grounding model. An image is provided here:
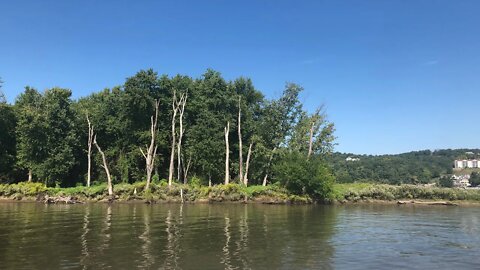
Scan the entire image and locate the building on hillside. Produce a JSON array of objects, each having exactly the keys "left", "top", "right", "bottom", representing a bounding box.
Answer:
[
  {"left": 452, "top": 174, "right": 471, "bottom": 188},
  {"left": 467, "top": 160, "right": 474, "bottom": 168},
  {"left": 454, "top": 159, "right": 480, "bottom": 169},
  {"left": 346, "top": 157, "right": 360, "bottom": 162}
]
